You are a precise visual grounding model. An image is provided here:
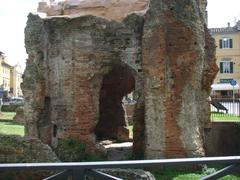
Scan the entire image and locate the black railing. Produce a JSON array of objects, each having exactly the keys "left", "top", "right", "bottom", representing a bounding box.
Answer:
[
  {"left": 210, "top": 98, "right": 240, "bottom": 121},
  {"left": 0, "top": 156, "right": 240, "bottom": 179}
]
